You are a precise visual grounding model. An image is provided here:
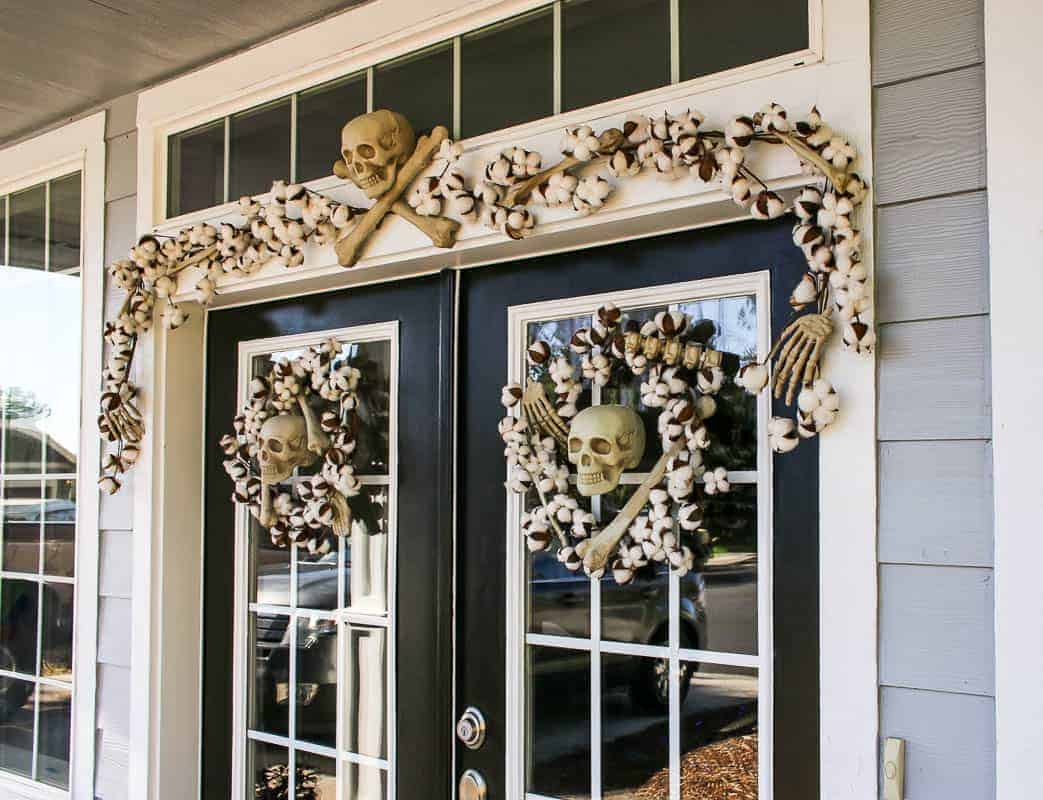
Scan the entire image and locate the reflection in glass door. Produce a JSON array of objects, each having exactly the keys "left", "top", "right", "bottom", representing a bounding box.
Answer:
[
  {"left": 508, "top": 277, "right": 770, "bottom": 800},
  {"left": 234, "top": 323, "right": 397, "bottom": 800}
]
